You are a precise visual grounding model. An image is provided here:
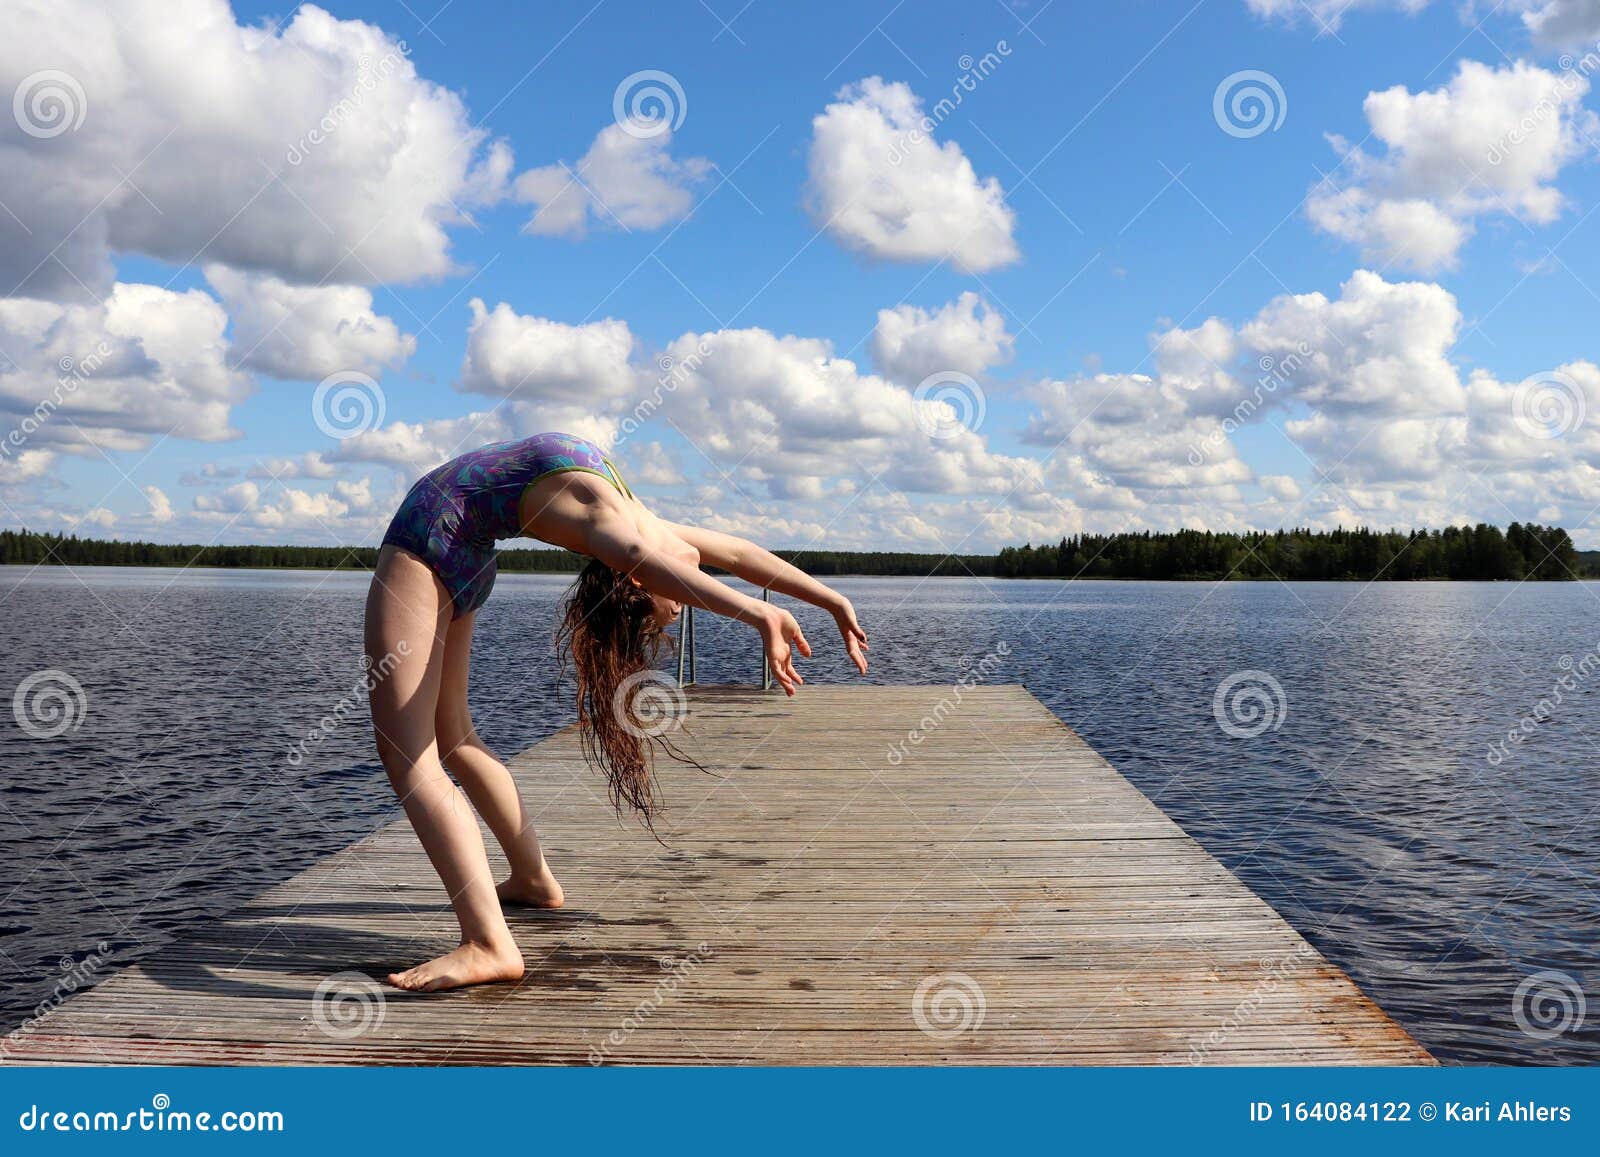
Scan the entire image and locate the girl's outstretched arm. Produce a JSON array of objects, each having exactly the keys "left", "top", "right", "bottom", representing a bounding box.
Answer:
[
  {"left": 574, "top": 510, "right": 813, "bottom": 694},
  {"left": 661, "top": 522, "right": 869, "bottom": 675}
]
